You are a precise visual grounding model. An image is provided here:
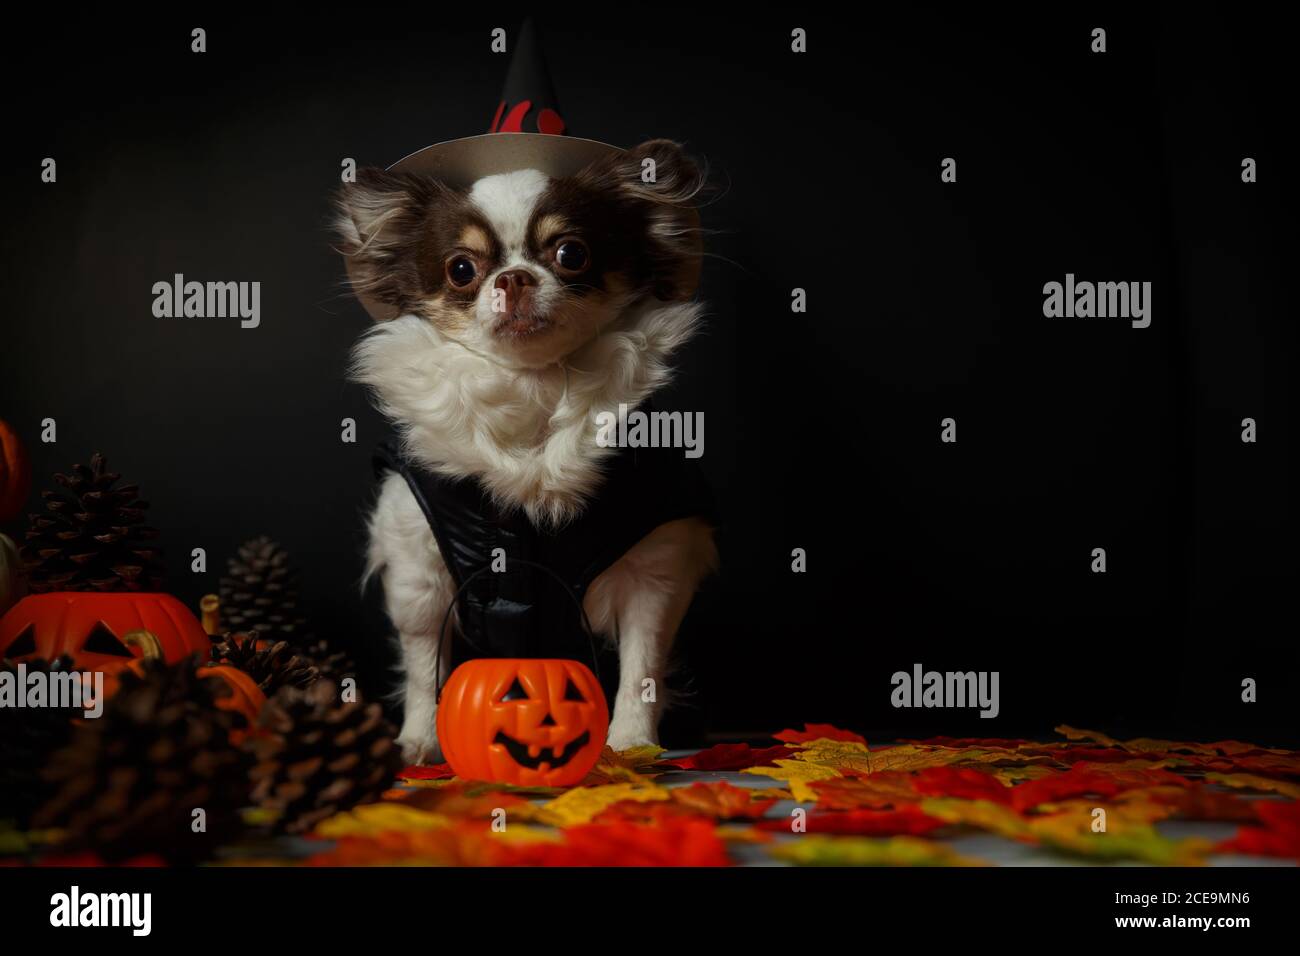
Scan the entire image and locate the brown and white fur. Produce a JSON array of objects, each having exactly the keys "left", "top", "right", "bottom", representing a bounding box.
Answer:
[{"left": 335, "top": 141, "right": 718, "bottom": 764}]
